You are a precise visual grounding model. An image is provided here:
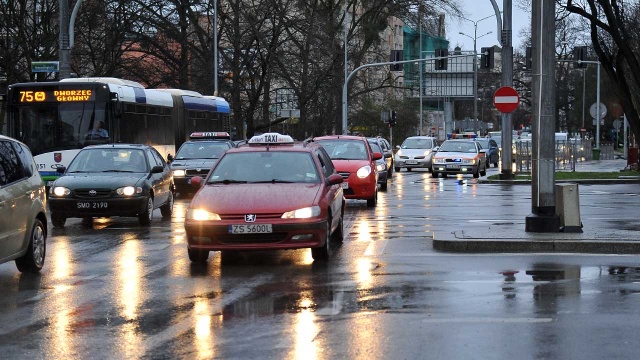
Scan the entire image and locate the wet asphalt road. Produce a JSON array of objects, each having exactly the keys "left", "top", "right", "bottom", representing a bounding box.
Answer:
[{"left": 2, "top": 166, "right": 640, "bottom": 359}]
